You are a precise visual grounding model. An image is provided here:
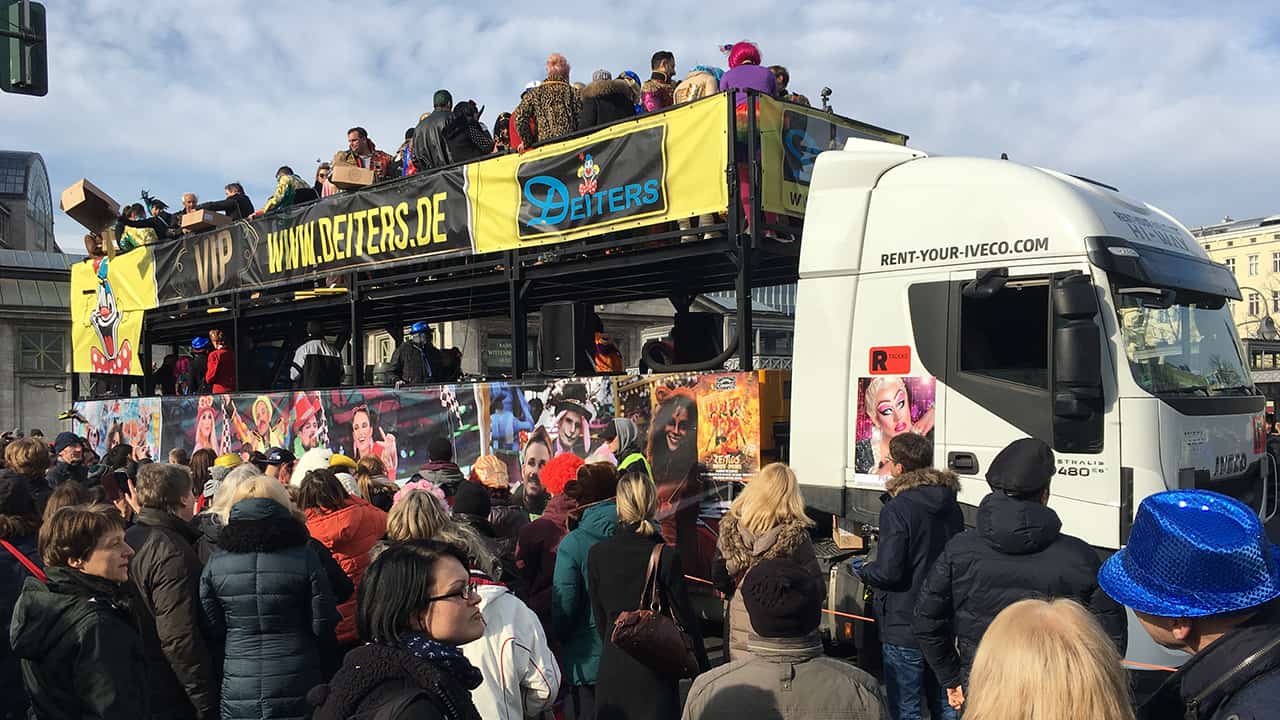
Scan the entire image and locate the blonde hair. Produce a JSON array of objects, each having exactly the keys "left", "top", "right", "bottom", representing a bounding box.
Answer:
[
  {"left": 965, "top": 599, "right": 1133, "bottom": 720},
  {"left": 546, "top": 53, "right": 570, "bottom": 81},
  {"left": 730, "top": 463, "right": 813, "bottom": 536},
  {"left": 863, "top": 376, "right": 907, "bottom": 423},
  {"left": 616, "top": 471, "right": 659, "bottom": 536},
  {"left": 386, "top": 490, "right": 452, "bottom": 543},
  {"left": 228, "top": 474, "right": 305, "bottom": 522},
  {"left": 209, "top": 464, "right": 264, "bottom": 522},
  {"left": 384, "top": 489, "right": 496, "bottom": 573}
]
